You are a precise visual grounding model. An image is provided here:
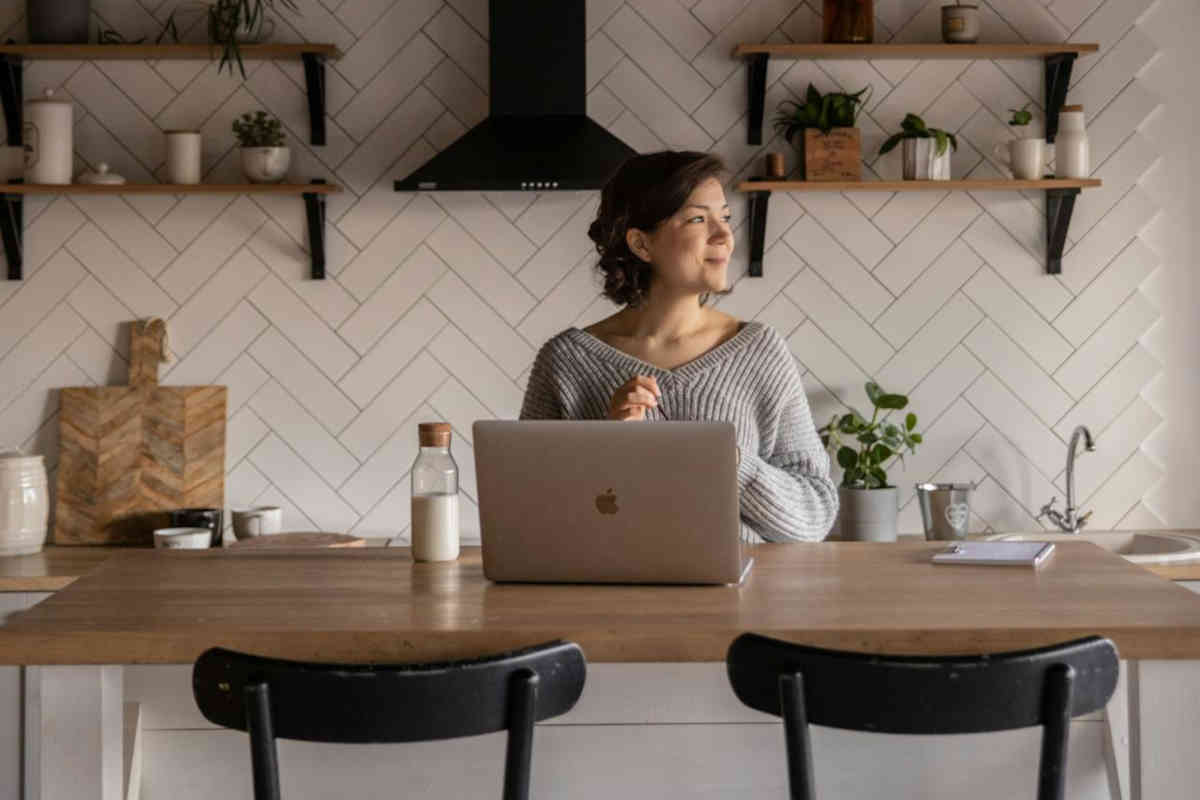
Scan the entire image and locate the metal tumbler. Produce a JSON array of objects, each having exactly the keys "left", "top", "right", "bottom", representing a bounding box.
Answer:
[{"left": 916, "top": 482, "right": 975, "bottom": 541}]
